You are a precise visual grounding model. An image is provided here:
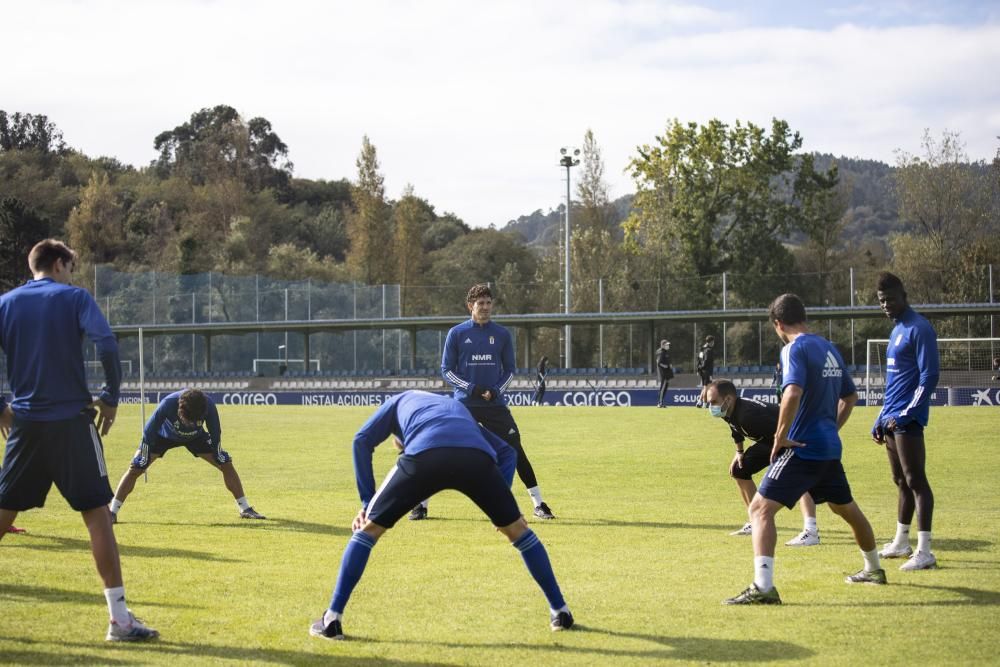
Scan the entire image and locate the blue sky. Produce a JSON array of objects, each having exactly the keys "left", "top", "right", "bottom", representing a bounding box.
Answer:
[{"left": 3, "top": 1, "right": 998, "bottom": 228}]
